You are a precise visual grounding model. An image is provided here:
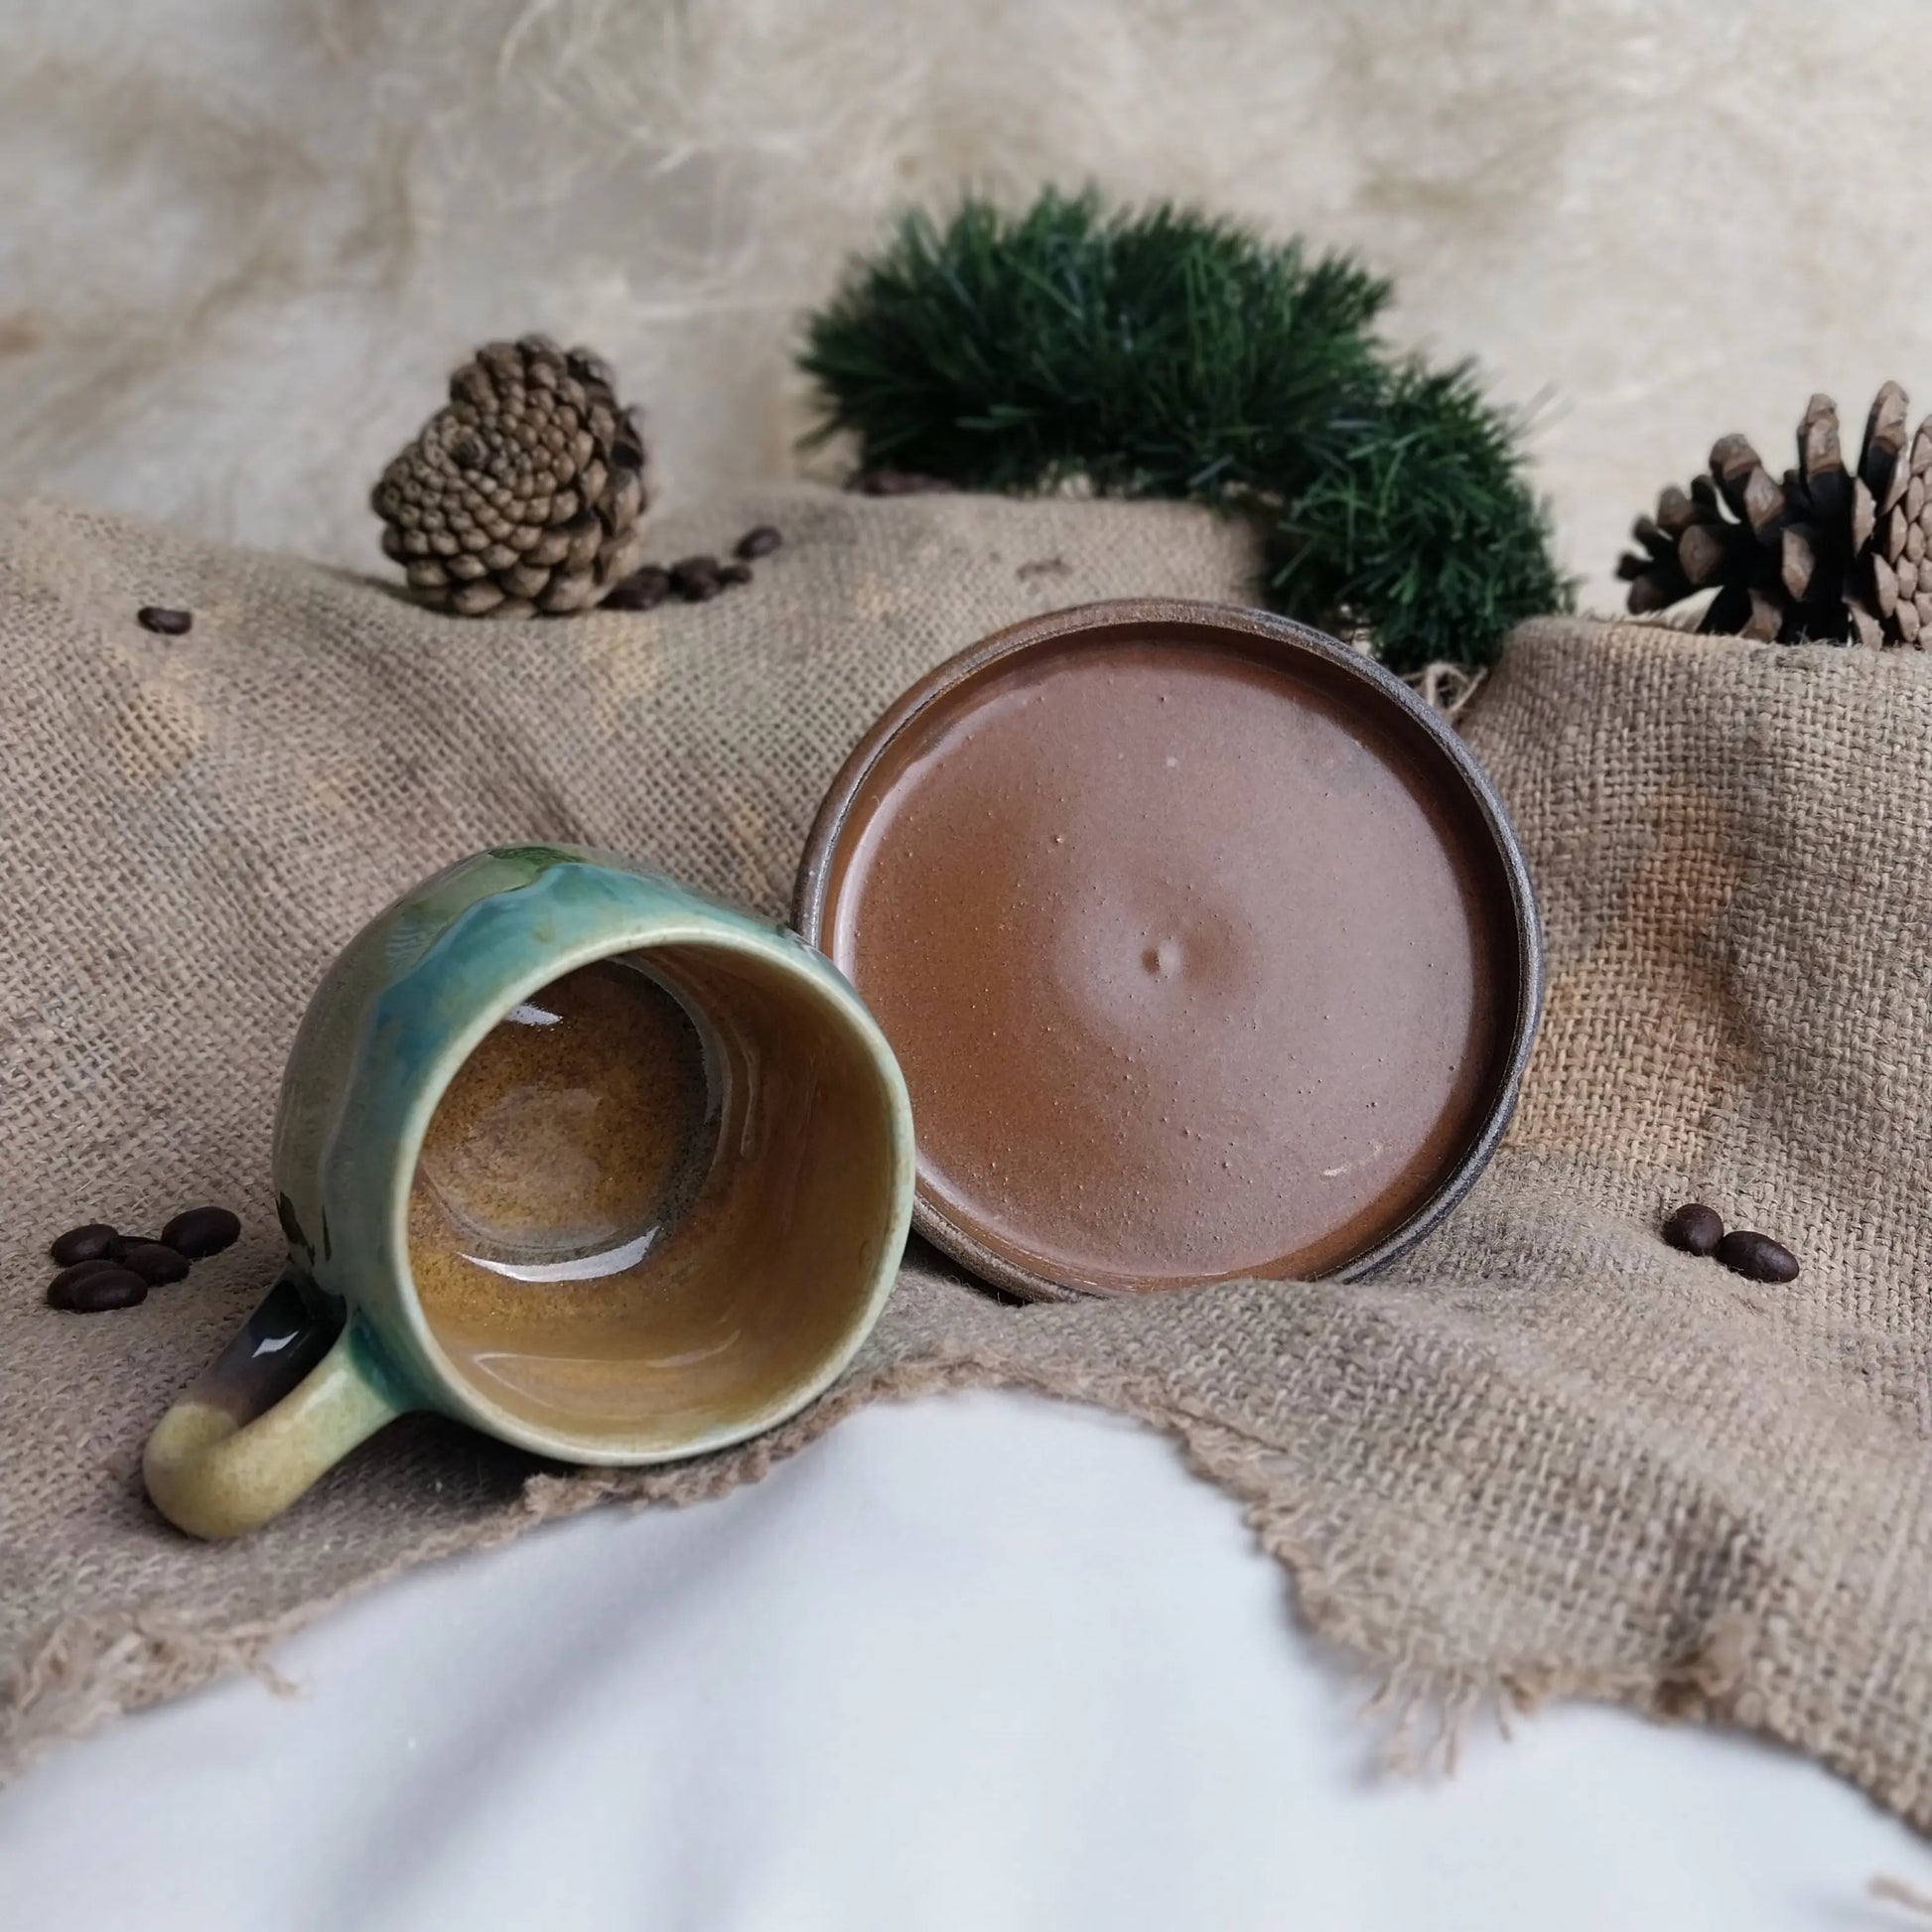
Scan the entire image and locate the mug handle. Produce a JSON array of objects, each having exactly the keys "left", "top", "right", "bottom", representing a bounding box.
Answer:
[{"left": 144, "top": 1269, "right": 407, "bottom": 1539}]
